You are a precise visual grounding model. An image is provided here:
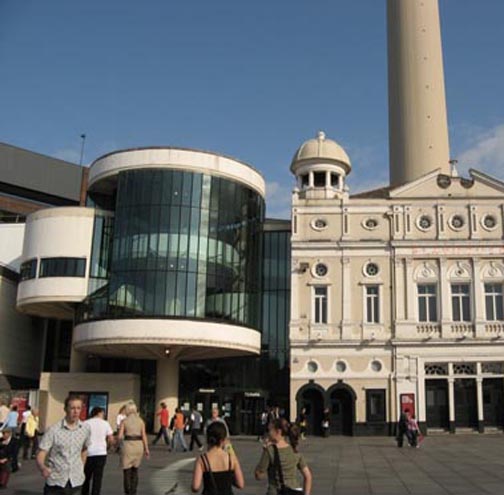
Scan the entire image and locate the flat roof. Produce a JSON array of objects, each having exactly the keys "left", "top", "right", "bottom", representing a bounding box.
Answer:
[{"left": 0, "top": 142, "right": 83, "bottom": 202}]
